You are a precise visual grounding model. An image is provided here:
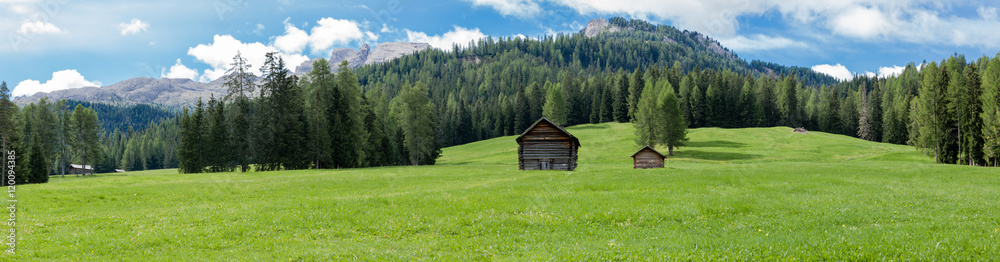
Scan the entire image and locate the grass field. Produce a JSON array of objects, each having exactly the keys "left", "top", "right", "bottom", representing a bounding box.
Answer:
[{"left": 6, "top": 123, "right": 1000, "bottom": 260}]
